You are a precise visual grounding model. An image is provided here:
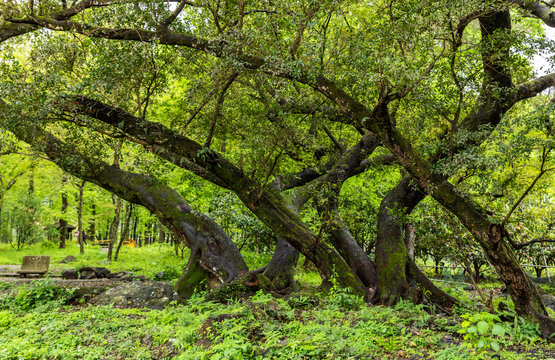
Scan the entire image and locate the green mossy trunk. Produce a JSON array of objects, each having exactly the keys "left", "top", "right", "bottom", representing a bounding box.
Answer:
[
  {"left": 260, "top": 237, "right": 299, "bottom": 294},
  {"left": 374, "top": 177, "right": 458, "bottom": 308}
]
